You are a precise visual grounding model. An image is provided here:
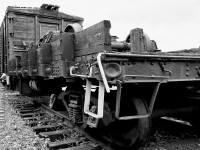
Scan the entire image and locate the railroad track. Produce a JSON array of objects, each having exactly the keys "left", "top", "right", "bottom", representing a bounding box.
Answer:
[
  {"left": 3, "top": 89, "right": 200, "bottom": 150},
  {"left": 6, "top": 93, "right": 115, "bottom": 150}
]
